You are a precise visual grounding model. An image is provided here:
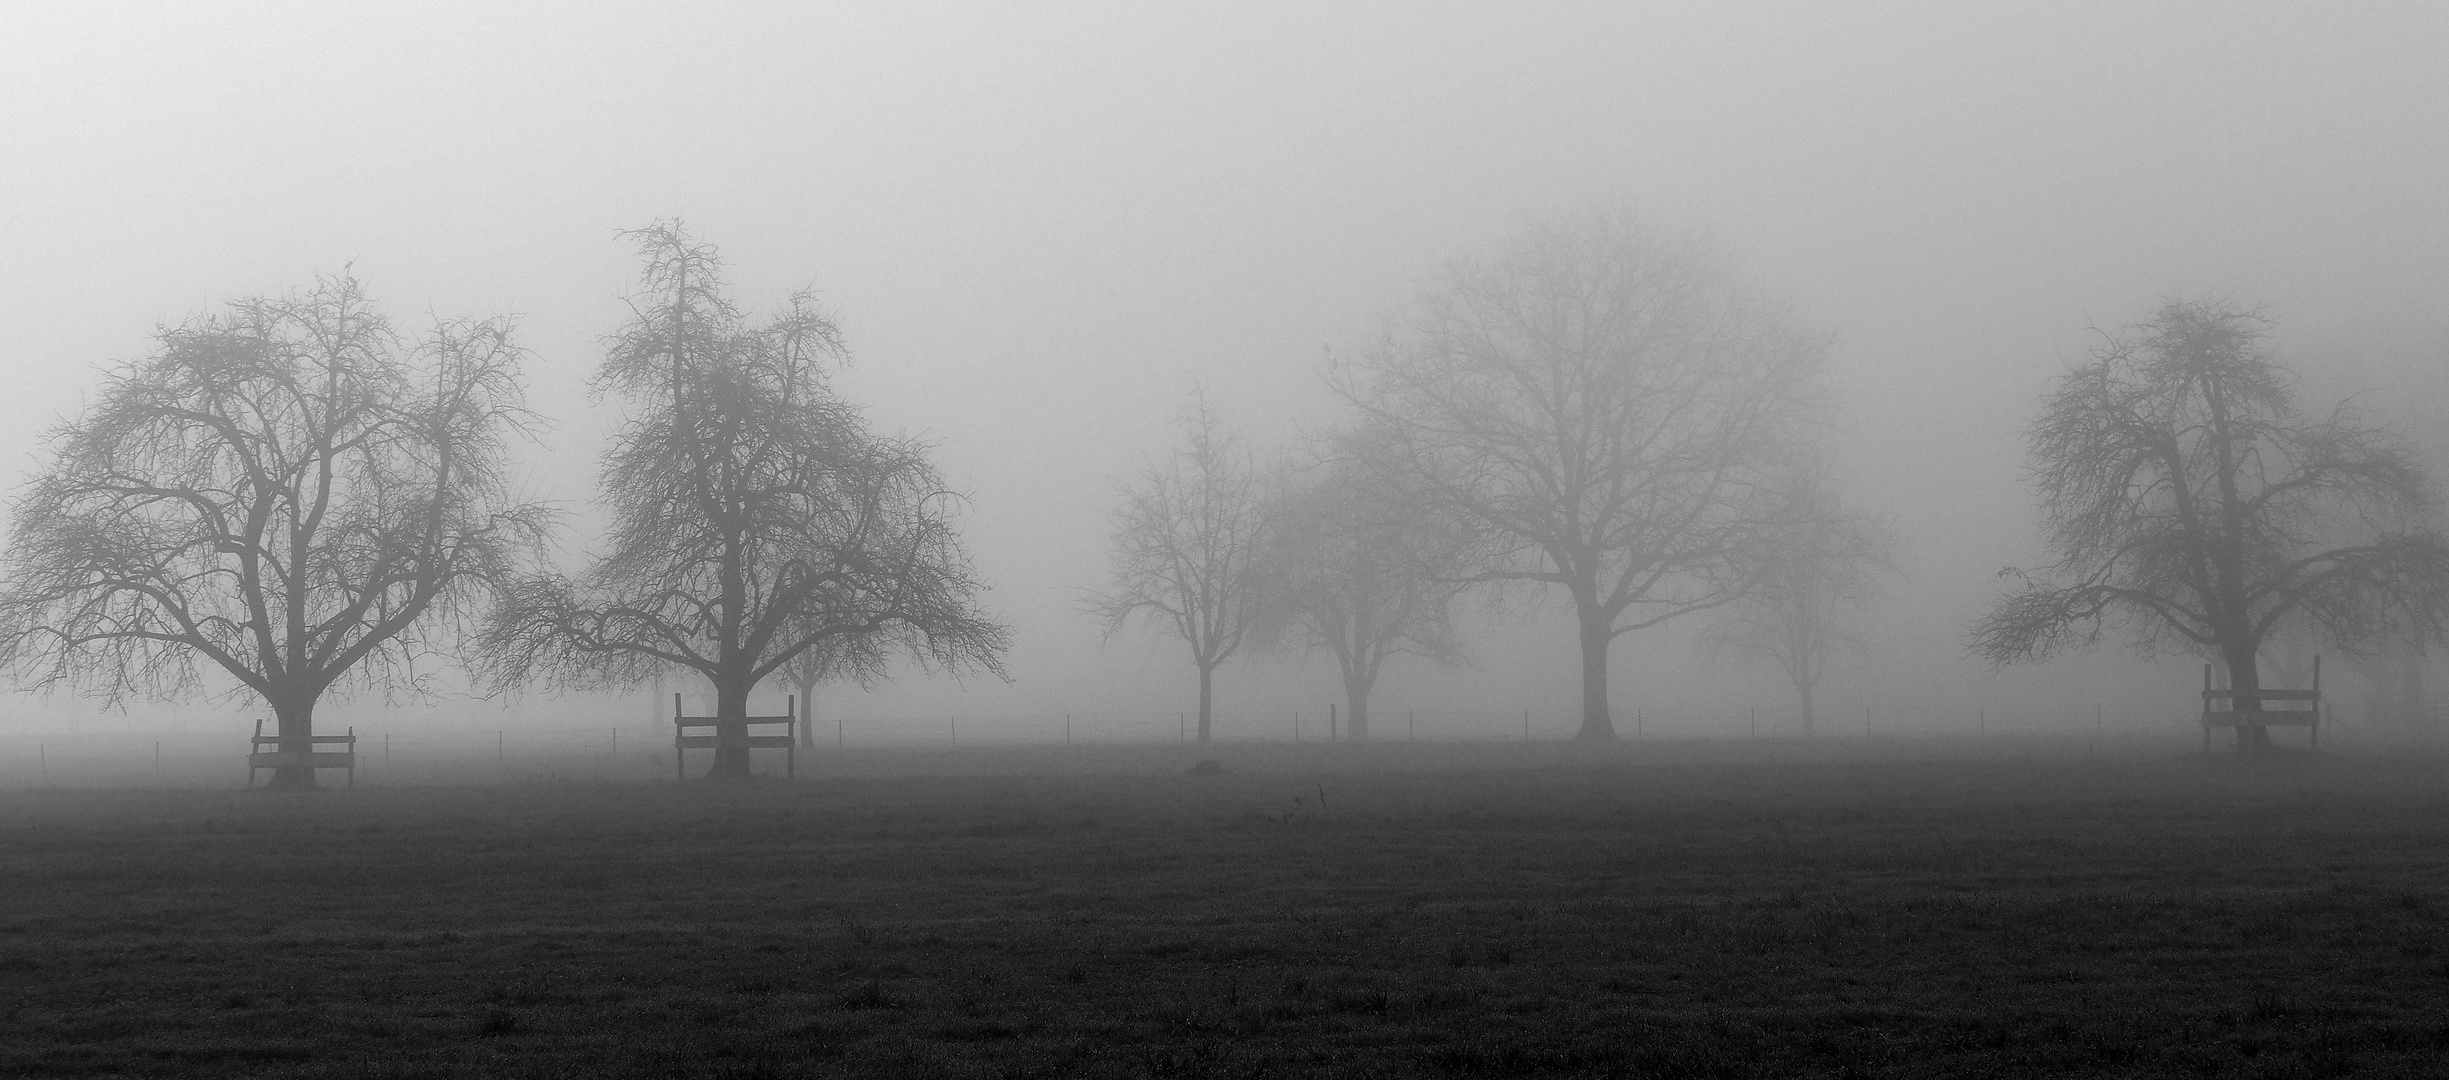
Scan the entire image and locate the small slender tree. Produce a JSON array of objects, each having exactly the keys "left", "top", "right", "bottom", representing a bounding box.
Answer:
[
  {"left": 1255, "top": 428, "right": 1470, "bottom": 740},
  {"left": 1705, "top": 467, "right": 1892, "bottom": 736},
  {"left": 1973, "top": 300, "right": 2449, "bottom": 754},
  {"left": 1087, "top": 388, "right": 1263, "bottom": 743},
  {"left": 780, "top": 634, "right": 865, "bottom": 749},
  {"left": 1333, "top": 207, "right": 1829, "bottom": 741},
  {"left": 0, "top": 275, "right": 552, "bottom": 787},
  {"left": 487, "top": 223, "right": 1006, "bottom": 777}
]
